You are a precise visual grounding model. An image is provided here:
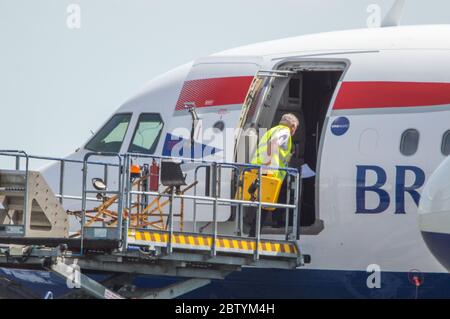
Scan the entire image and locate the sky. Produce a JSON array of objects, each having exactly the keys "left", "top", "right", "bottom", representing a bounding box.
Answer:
[{"left": 0, "top": 0, "right": 449, "bottom": 168}]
